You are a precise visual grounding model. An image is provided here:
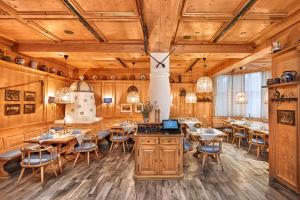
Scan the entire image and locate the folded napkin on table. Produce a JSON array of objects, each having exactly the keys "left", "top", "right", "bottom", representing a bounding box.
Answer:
[
  {"left": 72, "top": 129, "right": 82, "bottom": 135},
  {"left": 40, "top": 133, "right": 54, "bottom": 140}
]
